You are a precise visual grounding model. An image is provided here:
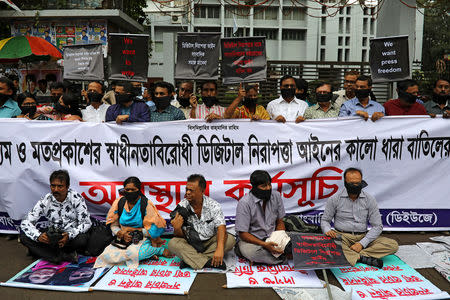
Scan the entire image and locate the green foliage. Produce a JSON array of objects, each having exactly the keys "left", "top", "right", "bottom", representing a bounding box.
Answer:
[{"left": 123, "top": 0, "right": 149, "bottom": 25}]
